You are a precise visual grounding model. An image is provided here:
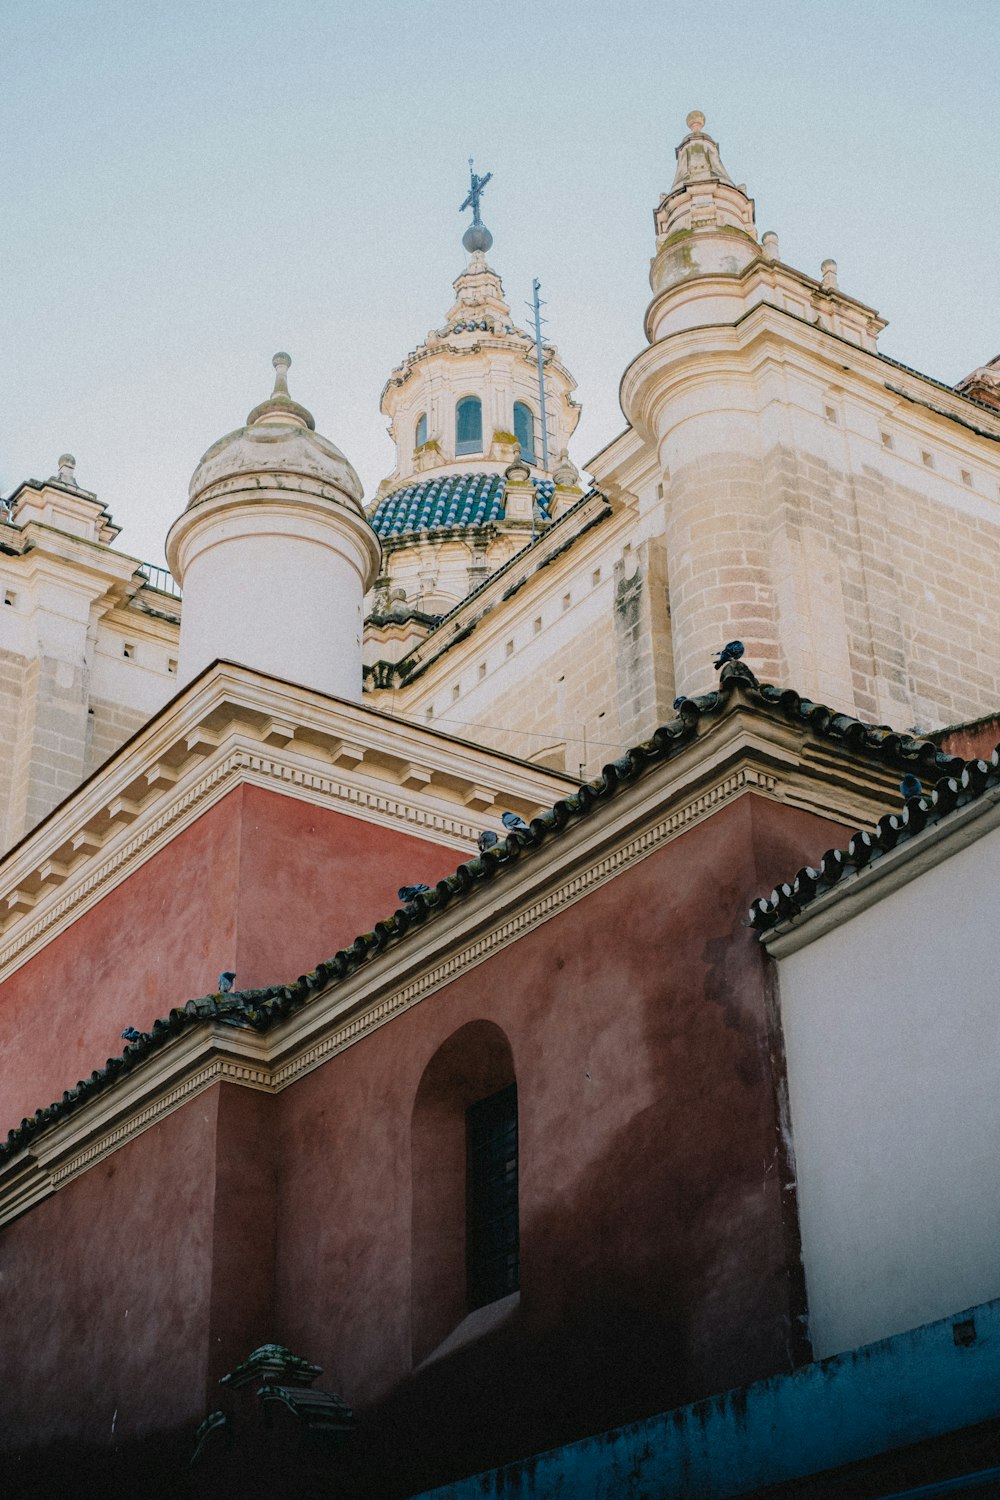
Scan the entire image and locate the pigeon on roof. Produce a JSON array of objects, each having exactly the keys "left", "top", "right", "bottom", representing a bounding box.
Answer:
[
  {"left": 121, "top": 1026, "right": 142, "bottom": 1044},
  {"left": 501, "top": 811, "right": 529, "bottom": 832},
  {"left": 398, "top": 884, "right": 431, "bottom": 902},
  {"left": 899, "top": 773, "right": 923, "bottom": 801},
  {"left": 218, "top": 971, "right": 237, "bottom": 993},
  {"left": 713, "top": 640, "right": 745, "bottom": 670},
  {"left": 477, "top": 829, "right": 499, "bottom": 852}
]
